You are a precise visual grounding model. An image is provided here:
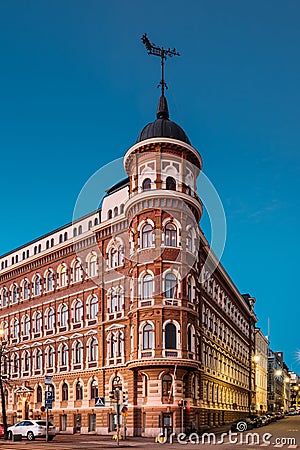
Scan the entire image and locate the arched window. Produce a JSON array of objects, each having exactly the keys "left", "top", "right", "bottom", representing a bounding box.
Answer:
[
  {"left": 89, "top": 338, "right": 98, "bottom": 362},
  {"left": 2, "top": 288, "right": 8, "bottom": 306},
  {"left": 73, "top": 261, "right": 82, "bottom": 282},
  {"left": 165, "top": 223, "right": 177, "bottom": 247},
  {"left": 46, "top": 240, "right": 50, "bottom": 249},
  {"left": 165, "top": 323, "right": 177, "bottom": 349},
  {"left": 35, "top": 349, "right": 42, "bottom": 370},
  {"left": 51, "top": 238, "right": 54, "bottom": 247},
  {"left": 109, "top": 244, "right": 123, "bottom": 268},
  {"left": 119, "top": 204, "right": 124, "bottom": 214},
  {"left": 48, "top": 346, "right": 55, "bottom": 367},
  {"left": 37, "top": 385, "right": 43, "bottom": 403},
  {"left": 35, "top": 311, "right": 42, "bottom": 333},
  {"left": 62, "top": 382, "right": 68, "bottom": 401},
  {"left": 12, "top": 284, "right": 18, "bottom": 303},
  {"left": 114, "top": 206, "right": 118, "bottom": 217},
  {"left": 13, "top": 354, "right": 19, "bottom": 374},
  {"left": 186, "top": 230, "right": 193, "bottom": 252},
  {"left": 34, "top": 275, "right": 41, "bottom": 296},
  {"left": 91, "top": 380, "right": 98, "bottom": 399},
  {"left": 166, "top": 176, "right": 176, "bottom": 190},
  {"left": 88, "top": 296, "right": 98, "bottom": 319},
  {"left": 24, "top": 315, "right": 30, "bottom": 335},
  {"left": 60, "top": 304, "right": 68, "bottom": 327},
  {"left": 64, "top": 232, "right": 68, "bottom": 241},
  {"left": 107, "top": 210, "right": 112, "bottom": 220},
  {"left": 74, "top": 300, "right": 83, "bottom": 323},
  {"left": 142, "top": 274, "right": 153, "bottom": 300},
  {"left": 23, "top": 281, "right": 29, "bottom": 300},
  {"left": 76, "top": 381, "right": 83, "bottom": 400},
  {"left": 88, "top": 255, "right": 97, "bottom": 277},
  {"left": 59, "top": 234, "right": 63, "bottom": 243},
  {"left": 47, "top": 308, "right": 55, "bottom": 330},
  {"left": 74, "top": 341, "right": 83, "bottom": 364},
  {"left": 46, "top": 270, "right": 54, "bottom": 291},
  {"left": 142, "top": 178, "right": 151, "bottom": 191},
  {"left": 143, "top": 323, "right": 154, "bottom": 350},
  {"left": 13, "top": 319, "right": 19, "bottom": 339},
  {"left": 24, "top": 351, "right": 30, "bottom": 372},
  {"left": 141, "top": 224, "right": 153, "bottom": 248},
  {"left": 162, "top": 373, "right": 173, "bottom": 397},
  {"left": 58, "top": 265, "right": 68, "bottom": 287},
  {"left": 73, "top": 228, "right": 77, "bottom": 237},
  {"left": 165, "top": 273, "right": 177, "bottom": 299},
  {"left": 61, "top": 344, "right": 68, "bottom": 366}
]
